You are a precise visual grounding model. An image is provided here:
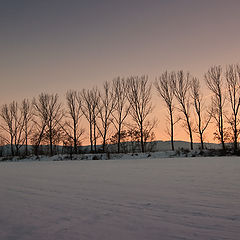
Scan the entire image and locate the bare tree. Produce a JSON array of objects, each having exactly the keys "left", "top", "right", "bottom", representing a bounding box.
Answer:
[
  {"left": 225, "top": 64, "right": 240, "bottom": 151},
  {"left": 155, "top": 71, "right": 175, "bottom": 150},
  {"left": 33, "top": 93, "right": 63, "bottom": 156},
  {"left": 172, "top": 71, "right": 193, "bottom": 150},
  {"left": 81, "top": 88, "right": 99, "bottom": 152},
  {"left": 0, "top": 101, "right": 25, "bottom": 156},
  {"left": 62, "top": 90, "right": 84, "bottom": 154},
  {"left": 205, "top": 66, "right": 225, "bottom": 150},
  {"left": 190, "top": 78, "right": 212, "bottom": 149},
  {"left": 127, "top": 76, "right": 153, "bottom": 153},
  {"left": 97, "top": 81, "right": 116, "bottom": 152},
  {"left": 112, "top": 77, "right": 130, "bottom": 153},
  {"left": 0, "top": 103, "right": 14, "bottom": 155},
  {"left": 21, "top": 99, "right": 33, "bottom": 156}
]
